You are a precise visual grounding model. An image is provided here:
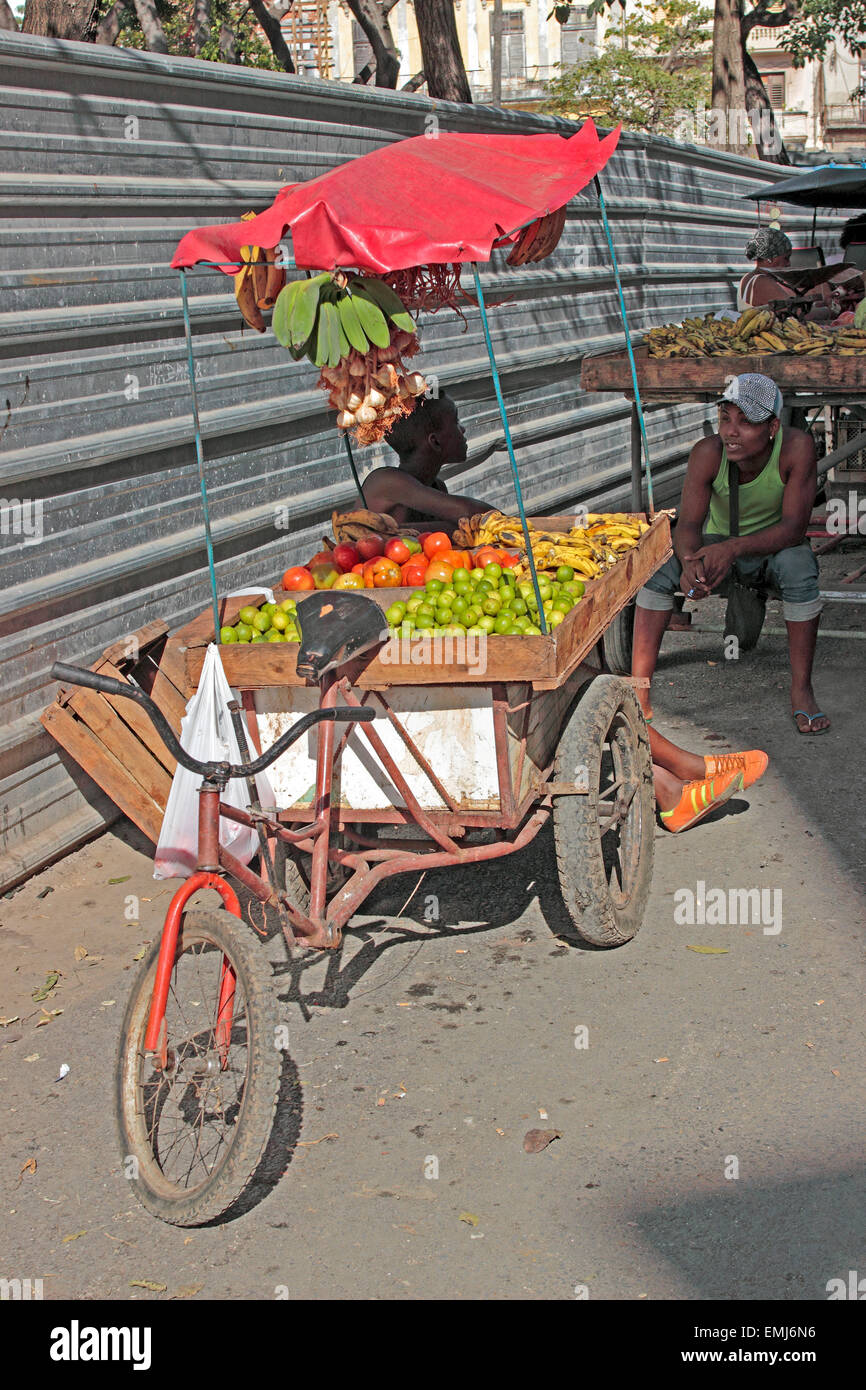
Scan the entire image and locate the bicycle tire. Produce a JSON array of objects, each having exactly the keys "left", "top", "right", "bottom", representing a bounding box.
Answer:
[
  {"left": 116, "top": 908, "right": 283, "bottom": 1226},
  {"left": 551, "top": 675, "right": 654, "bottom": 947}
]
